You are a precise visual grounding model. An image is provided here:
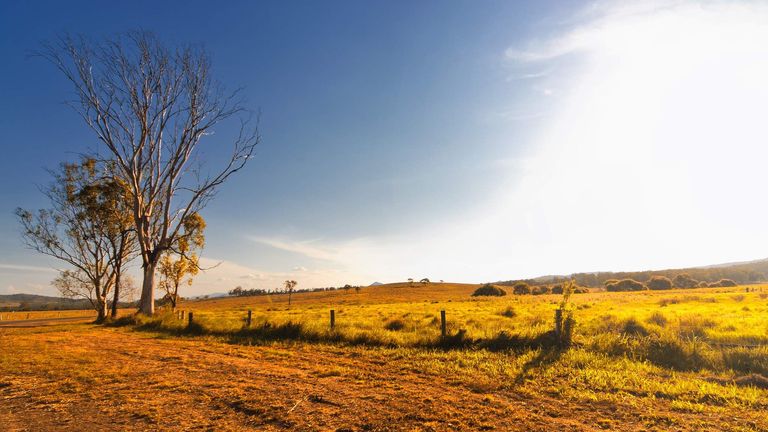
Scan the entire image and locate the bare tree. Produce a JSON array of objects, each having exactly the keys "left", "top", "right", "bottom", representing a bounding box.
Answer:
[
  {"left": 284, "top": 280, "right": 298, "bottom": 306},
  {"left": 40, "top": 31, "right": 259, "bottom": 315},
  {"left": 16, "top": 159, "right": 134, "bottom": 322}
]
